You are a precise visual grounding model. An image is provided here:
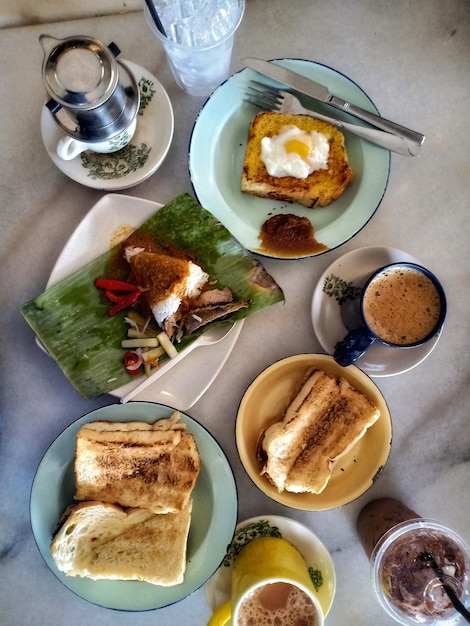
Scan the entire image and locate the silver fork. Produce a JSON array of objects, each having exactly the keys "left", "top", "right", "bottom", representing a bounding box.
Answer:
[{"left": 246, "top": 83, "right": 422, "bottom": 157}]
